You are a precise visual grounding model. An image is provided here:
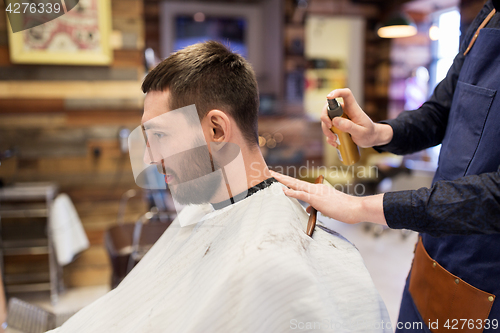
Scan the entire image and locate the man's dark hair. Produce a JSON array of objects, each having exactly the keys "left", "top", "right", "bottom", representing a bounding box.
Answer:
[{"left": 142, "top": 41, "right": 259, "bottom": 147}]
